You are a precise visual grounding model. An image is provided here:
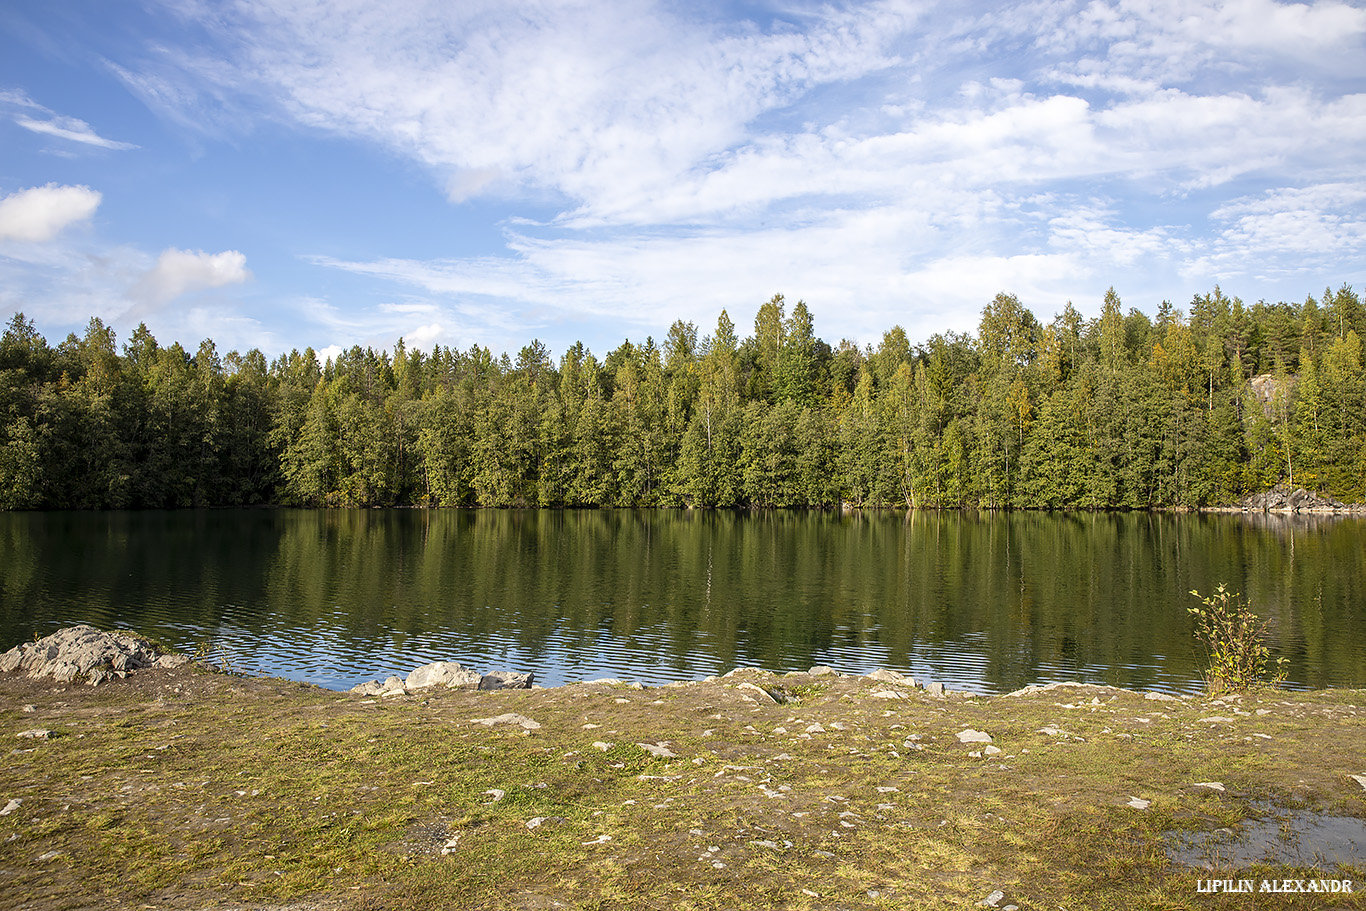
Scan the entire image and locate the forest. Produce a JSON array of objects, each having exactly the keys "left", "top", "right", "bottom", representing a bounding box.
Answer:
[{"left": 1, "top": 285, "right": 1363, "bottom": 511}]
